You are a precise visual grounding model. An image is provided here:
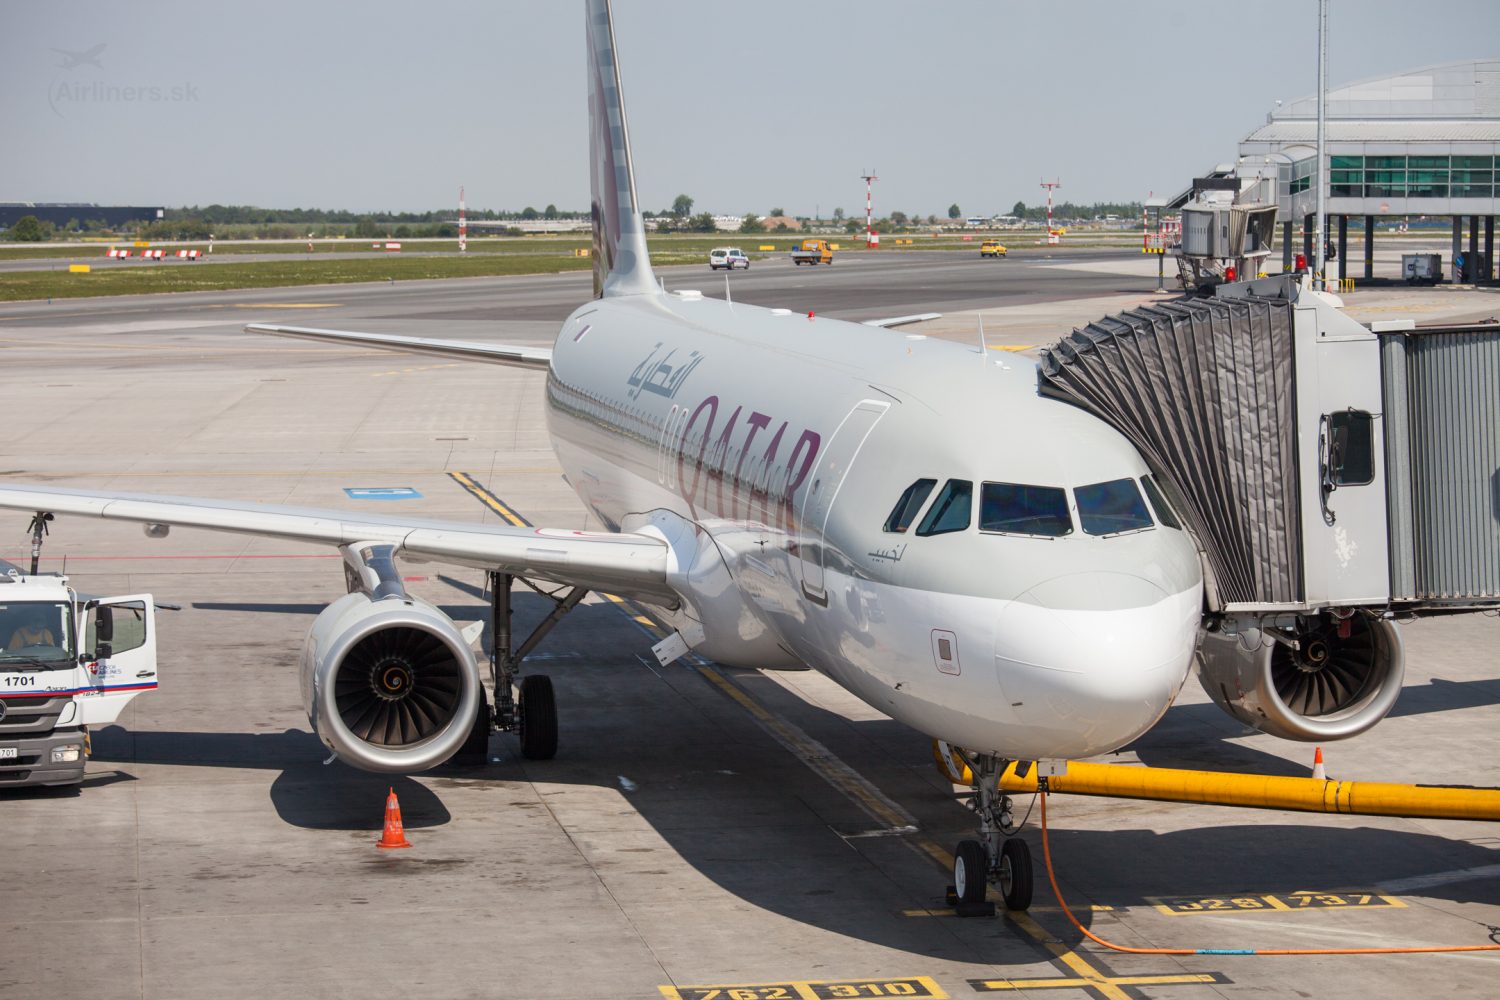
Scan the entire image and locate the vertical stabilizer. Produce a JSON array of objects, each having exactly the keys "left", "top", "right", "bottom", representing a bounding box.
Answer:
[{"left": 587, "top": 0, "right": 657, "bottom": 298}]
